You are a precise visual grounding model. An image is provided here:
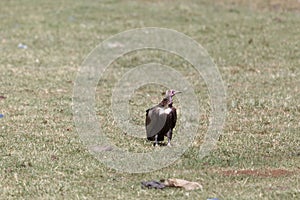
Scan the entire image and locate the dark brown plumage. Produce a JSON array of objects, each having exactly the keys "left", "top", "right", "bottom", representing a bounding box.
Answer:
[{"left": 145, "top": 90, "right": 181, "bottom": 146}]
